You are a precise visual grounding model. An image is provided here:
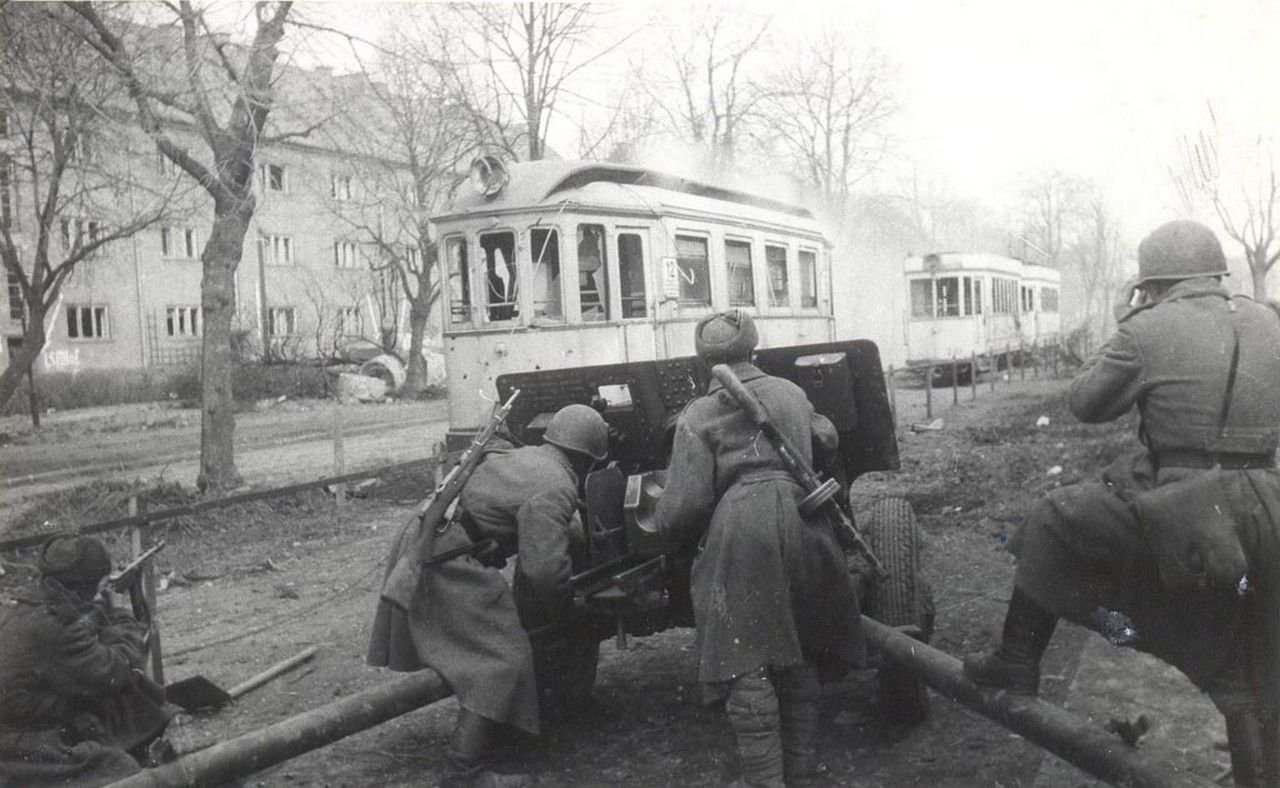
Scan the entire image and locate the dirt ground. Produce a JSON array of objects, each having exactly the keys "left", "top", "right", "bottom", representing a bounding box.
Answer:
[{"left": 0, "top": 375, "right": 1232, "bottom": 787}]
